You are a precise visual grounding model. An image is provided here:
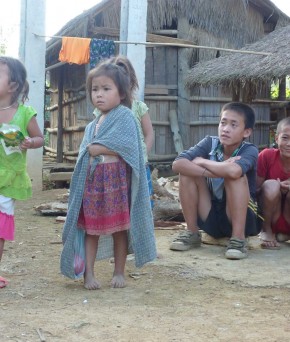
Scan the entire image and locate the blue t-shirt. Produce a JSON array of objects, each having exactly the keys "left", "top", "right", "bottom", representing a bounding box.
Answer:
[{"left": 176, "top": 135, "right": 258, "bottom": 200}]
